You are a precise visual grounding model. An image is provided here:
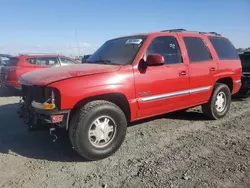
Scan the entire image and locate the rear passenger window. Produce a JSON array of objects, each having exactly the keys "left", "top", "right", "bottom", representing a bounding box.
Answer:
[
  {"left": 183, "top": 37, "right": 212, "bottom": 62},
  {"left": 36, "top": 57, "right": 59, "bottom": 66},
  {"left": 208, "top": 37, "right": 239, "bottom": 60},
  {"left": 146, "top": 36, "right": 182, "bottom": 65}
]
